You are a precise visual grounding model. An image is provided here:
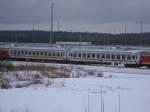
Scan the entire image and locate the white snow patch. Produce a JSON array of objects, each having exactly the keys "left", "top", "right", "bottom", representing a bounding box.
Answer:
[{"left": 0, "top": 62, "right": 150, "bottom": 112}]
